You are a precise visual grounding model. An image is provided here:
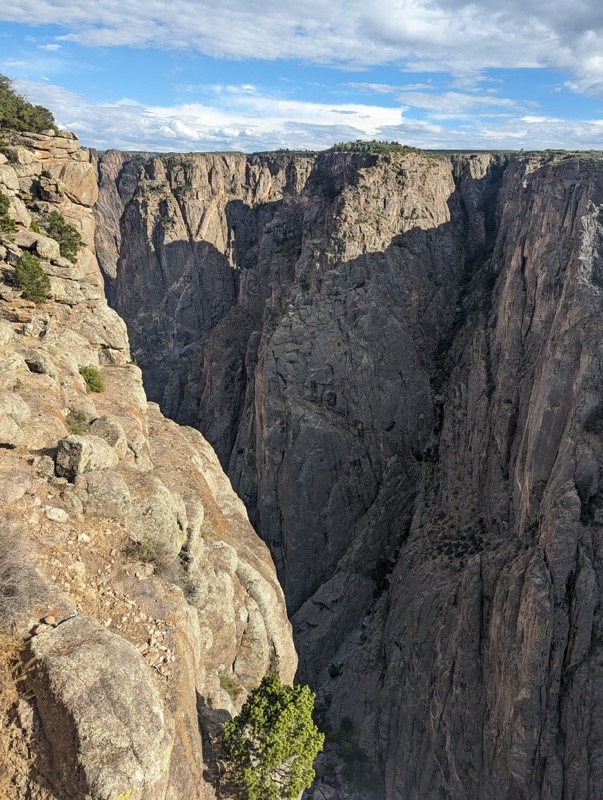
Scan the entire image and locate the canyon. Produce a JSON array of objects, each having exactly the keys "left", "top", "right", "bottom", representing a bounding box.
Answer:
[
  {"left": 1, "top": 129, "right": 603, "bottom": 800},
  {"left": 95, "top": 144, "right": 603, "bottom": 799}
]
